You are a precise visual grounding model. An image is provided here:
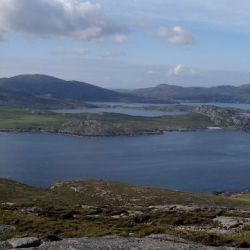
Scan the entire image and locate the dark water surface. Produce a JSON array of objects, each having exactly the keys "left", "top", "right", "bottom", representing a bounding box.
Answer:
[
  {"left": 0, "top": 130, "right": 250, "bottom": 193},
  {"left": 54, "top": 102, "right": 250, "bottom": 117}
]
